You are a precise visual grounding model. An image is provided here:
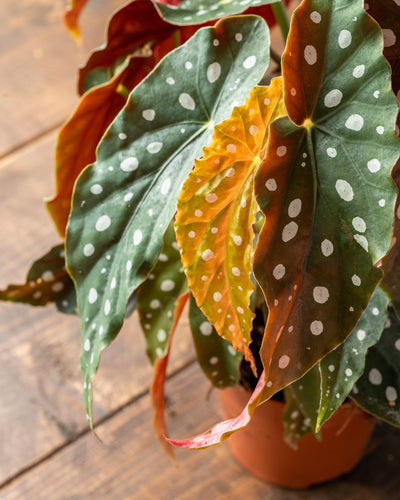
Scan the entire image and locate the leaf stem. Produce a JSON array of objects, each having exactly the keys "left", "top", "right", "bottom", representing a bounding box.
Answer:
[
  {"left": 270, "top": 47, "right": 282, "bottom": 67},
  {"left": 271, "top": 1, "right": 290, "bottom": 43}
]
